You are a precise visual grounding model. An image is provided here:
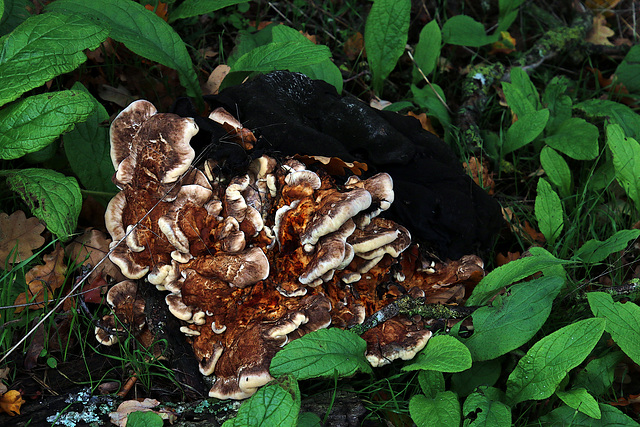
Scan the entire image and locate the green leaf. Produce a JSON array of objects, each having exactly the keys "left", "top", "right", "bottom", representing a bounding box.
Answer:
[
  {"left": 575, "top": 99, "right": 640, "bottom": 140},
  {"left": 535, "top": 178, "right": 564, "bottom": 244},
  {"left": 505, "top": 318, "right": 606, "bottom": 405},
  {"left": 606, "top": 123, "right": 640, "bottom": 210},
  {"left": 442, "top": 15, "right": 499, "bottom": 47},
  {"left": 615, "top": 44, "right": 640, "bottom": 93},
  {"left": 574, "top": 229, "right": 640, "bottom": 264},
  {"left": 0, "top": 1, "right": 5, "bottom": 25},
  {"left": 0, "top": 13, "right": 107, "bottom": 105},
  {"left": 126, "top": 411, "right": 164, "bottom": 427},
  {"left": 169, "top": 0, "right": 247, "bottom": 22},
  {"left": 297, "top": 412, "right": 322, "bottom": 427},
  {"left": 270, "top": 329, "right": 372, "bottom": 380},
  {"left": 573, "top": 351, "right": 623, "bottom": 396},
  {"left": 463, "top": 276, "right": 564, "bottom": 361},
  {"left": 451, "top": 360, "right": 501, "bottom": 398},
  {"left": 410, "top": 84, "right": 451, "bottom": 130},
  {"left": 0, "top": 0, "right": 30, "bottom": 35},
  {"left": 588, "top": 292, "right": 640, "bottom": 365},
  {"left": 462, "top": 392, "right": 511, "bottom": 427},
  {"left": 544, "top": 118, "right": 600, "bottom": 160},
  {"left": 418, "top": 370, "right": 445, "bottom": 398},
  {"left": 510, "top": 68, "right": 540, "bottom": 111},
  {"left": 540, "top": 403, "right": 640, "bottom": 426},
  {"left": 413, "top": 20, "right": 441, "bottom": 82},
  {"left": 2, "top": 168, "right": 81, "bottom": 241},
  {"left": 501, "top": 82, "right": 535, "bottom": 119},
  {"left": 540, "top": 146, "right": 571, "bottom": 198},
  {"left": 403, "top": 335, "right": 472, "bottom": 373},
  {"left": 497, "top": 0, "right": 525, "bottom": 32},
  {"left": 556, "top": 388, "right": 601, "bottom": 419},
  {"left": 223, "top": 382, "right": 299, "bottom": 427},
  {"left": 410, "top": 392, "right": 461, "bottom": 427},
  {"left": 46, "top": 0, "right": 201, "bottom": 101},
  {"left": 231, "top": 41, "right": 330, "bottom": 72},
  {"left": 364, "top": 0, "right": 410, "bottom": 93},
  {"left": 503, "top": 108, "right": 549, "bottom": 154},
  {"left": 466, "top": 247, "right": 566, "bottom": 306},
  {"left": 0, "top": 90, "right": 95, "bottom": 160}
]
